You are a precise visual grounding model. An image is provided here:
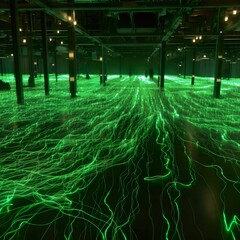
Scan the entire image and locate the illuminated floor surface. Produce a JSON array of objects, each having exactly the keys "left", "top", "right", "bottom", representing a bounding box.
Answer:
[{"left": 0, "top": 74, "right": 239, "bottom": 240}]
